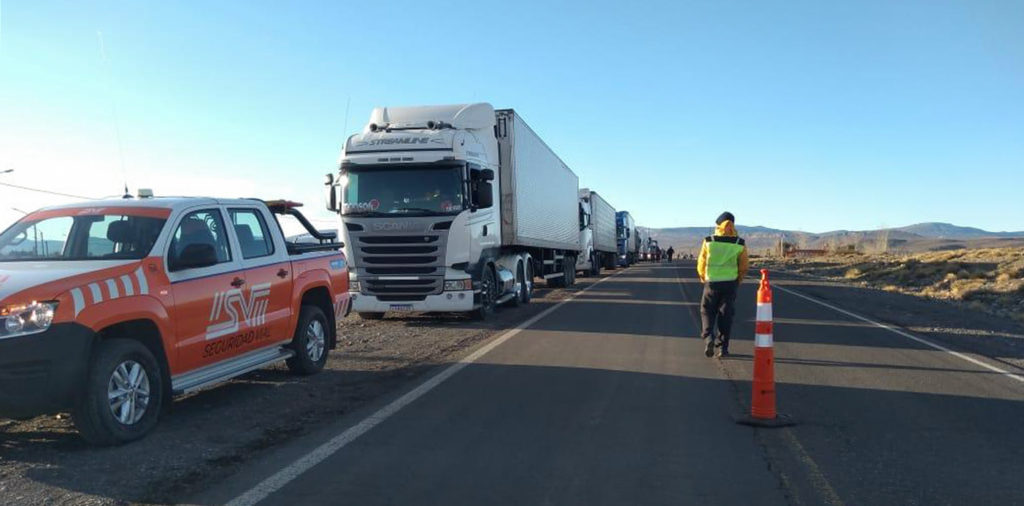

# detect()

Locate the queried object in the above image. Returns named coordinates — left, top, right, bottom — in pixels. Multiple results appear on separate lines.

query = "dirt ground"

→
left=0, top=275, right=588, bottom=505
left=753, top=259, right=1024, bottom=371
left=758, top=248, right=1024, bottom=323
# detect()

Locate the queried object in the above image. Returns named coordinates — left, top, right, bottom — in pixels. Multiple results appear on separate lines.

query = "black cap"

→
left=715, top=212, right=735, bottom=225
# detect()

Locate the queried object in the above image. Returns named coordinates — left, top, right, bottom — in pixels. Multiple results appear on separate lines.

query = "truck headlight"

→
left=349, top=281, right=361, bottom=293
left=443, top=279, right=472, bottom=291
left=0, top=301, right=57, bottom=339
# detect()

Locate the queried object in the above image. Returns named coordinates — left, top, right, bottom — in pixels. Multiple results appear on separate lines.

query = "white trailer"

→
left=576, top=188, right=618, bottom=275
left=326, top=103, right=581, bottom=320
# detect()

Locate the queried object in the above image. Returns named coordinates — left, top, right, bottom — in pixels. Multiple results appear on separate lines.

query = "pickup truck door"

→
left=165, top=207, right=251, bottom=374
left=226, top=206, right=294, bottom=346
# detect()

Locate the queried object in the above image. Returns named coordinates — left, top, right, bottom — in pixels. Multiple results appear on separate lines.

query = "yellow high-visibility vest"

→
left=705, top=236, right=745, bottom=282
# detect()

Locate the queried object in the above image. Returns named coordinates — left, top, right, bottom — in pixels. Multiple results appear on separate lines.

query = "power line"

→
left=0, top=181, right=96, bottom=200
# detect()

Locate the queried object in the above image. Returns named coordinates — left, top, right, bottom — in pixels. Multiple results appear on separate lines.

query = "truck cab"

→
left=616, top=211, right=636, bottom=266
left=327, top=103, right=580, bottom=320
left=0, top=196, right=350, bottom=444
left=576, top=192, right=596, bottom=275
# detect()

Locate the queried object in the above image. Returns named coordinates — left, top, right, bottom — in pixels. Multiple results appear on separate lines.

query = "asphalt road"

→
left=199, top=262, right=1024, bottom=506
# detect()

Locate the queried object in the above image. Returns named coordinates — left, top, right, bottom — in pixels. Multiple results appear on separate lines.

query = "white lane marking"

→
left=120, top=275, right=135, bottom=296
left=87, top=283, right=103, bottom=304
left=774, top=284, right=1024, bottom=384
left=105, top=279, right=120, bottom=299
left=70, top=288, right=85, bottom=317
left=225, top=269, right=627, bottom=506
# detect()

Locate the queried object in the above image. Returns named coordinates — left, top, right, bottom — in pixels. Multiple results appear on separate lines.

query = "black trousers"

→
left=701, top=280, right=739, bottom=349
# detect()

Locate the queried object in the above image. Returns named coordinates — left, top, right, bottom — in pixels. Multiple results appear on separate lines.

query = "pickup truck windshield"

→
left=342, top=165, right=465, bottom=216
left=0, top=214, right=166, bottom=261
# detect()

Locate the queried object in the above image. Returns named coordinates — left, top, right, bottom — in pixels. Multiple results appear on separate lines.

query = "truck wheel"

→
left=287, top=305, right=330, bottom=375
left=72, top=339, right=164, bottom=446
left=508, top=263, right=523, bottom=307
left=358, top=312, right=385, bottom=320
left=472, top=266, right=497, bottom=320
left=590, top=253, right=600, bottom=276
left=516, top=264, right=532, bottom=305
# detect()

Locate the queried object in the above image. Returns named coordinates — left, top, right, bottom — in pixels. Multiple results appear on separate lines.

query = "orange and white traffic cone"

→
left=737, top=269, right=794, bottom=427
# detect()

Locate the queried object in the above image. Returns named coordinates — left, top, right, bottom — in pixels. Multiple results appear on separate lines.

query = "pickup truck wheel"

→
left=472, top=267, right=496, bottom=320
left=287, top=306, right=330, bottom=375
left=358, top=312, right=385, bottom=320
left=72, top=339, right=164, bottom=446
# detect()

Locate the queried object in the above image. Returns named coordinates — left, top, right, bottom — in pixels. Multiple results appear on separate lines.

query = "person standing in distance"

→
left=696, top=212, right=749, bottom=358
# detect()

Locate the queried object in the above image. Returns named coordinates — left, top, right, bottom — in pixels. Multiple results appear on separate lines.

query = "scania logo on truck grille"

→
left=372, top=222, right=417, bottom=232
left=354, top=137, right=445, bottom=147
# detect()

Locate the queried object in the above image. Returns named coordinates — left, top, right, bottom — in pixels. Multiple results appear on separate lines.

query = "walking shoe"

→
left=716, top=348, right=730, bottom=358
left=704, top=340, right=715, bottom=358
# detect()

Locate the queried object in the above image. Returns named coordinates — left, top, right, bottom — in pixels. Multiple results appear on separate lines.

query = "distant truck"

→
left=643, top=238, right=661, bottom=262
left=636, top=227, right=651, bottom=261
left=0, top=196, right=349, bottom=444
left=326, top=103, right=580, bottom=320
left=616, top=211, right=637, bottom=266
left=575, top=189, right=617, bottom=276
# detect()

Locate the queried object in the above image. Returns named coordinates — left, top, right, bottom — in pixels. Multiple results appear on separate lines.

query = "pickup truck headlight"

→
left=443, top=279, right=472, bottom=291
left=0, top=301, right=57, bottom=339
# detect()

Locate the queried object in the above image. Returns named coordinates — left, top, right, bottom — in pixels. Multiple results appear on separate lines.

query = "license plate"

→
left=390, top=304, right=414, bottom=312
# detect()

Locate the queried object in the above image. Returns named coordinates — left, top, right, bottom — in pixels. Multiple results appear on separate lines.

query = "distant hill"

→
left=893, top=222, right=1024, bottom=239
left=647, top=222, right=1024, bottom=255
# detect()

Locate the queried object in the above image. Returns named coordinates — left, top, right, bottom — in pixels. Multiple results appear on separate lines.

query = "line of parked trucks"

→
left=0, top=102, right=657, bottom=444
left=325, top=103, right=653, bottom=320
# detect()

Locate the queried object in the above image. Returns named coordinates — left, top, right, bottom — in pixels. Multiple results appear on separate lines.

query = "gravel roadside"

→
left=0, top=272, right=602, bottom=505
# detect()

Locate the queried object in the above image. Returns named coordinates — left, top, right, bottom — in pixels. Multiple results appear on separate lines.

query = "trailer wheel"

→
left=522, top=261, right=534, bottom=303
left=565, top=257, right=576, bottom=287
left=472, top=266, right=497, bottom=320
left=508, top=262, right=523, bottom=307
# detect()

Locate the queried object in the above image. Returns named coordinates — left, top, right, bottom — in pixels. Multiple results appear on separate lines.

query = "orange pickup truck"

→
left=0, top=196, right=350, bottom=444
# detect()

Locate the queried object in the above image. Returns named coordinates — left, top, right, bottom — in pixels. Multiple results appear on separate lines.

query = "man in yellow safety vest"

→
left=696, top=212, right=749, bottom=358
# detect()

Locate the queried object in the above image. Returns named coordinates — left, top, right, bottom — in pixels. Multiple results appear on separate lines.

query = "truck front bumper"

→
left=0, top=323, right=94, bottom=419
left=350, top=291, right=475, bottom=313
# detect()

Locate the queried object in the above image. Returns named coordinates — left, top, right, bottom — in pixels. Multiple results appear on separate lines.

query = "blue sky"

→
left=1, top=0, right=1022, bottom=232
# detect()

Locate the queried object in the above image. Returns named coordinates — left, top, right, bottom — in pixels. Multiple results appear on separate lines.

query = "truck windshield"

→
left=342, top=165, right=465, bottom=216
left=0, top=214, right=166, bottom=262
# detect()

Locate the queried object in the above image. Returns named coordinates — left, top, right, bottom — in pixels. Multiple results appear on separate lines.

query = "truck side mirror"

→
left=475, top=182, right=493, bottom=209
left=324, top=173, right=339, bottom=212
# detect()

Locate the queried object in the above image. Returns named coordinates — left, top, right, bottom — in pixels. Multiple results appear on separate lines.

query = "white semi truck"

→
left=325, top=103, right=581, bottom=320
left=575, top=189, right=617, bottom=276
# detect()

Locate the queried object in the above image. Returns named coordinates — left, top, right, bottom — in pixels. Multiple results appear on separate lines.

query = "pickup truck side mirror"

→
left=171, top=243, right=219, bottom=272
left=324, top=173, right=339, bottom=212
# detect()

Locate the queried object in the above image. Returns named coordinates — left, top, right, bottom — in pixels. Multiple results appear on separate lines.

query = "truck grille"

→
left=346, top=220, right=450, bottom=298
